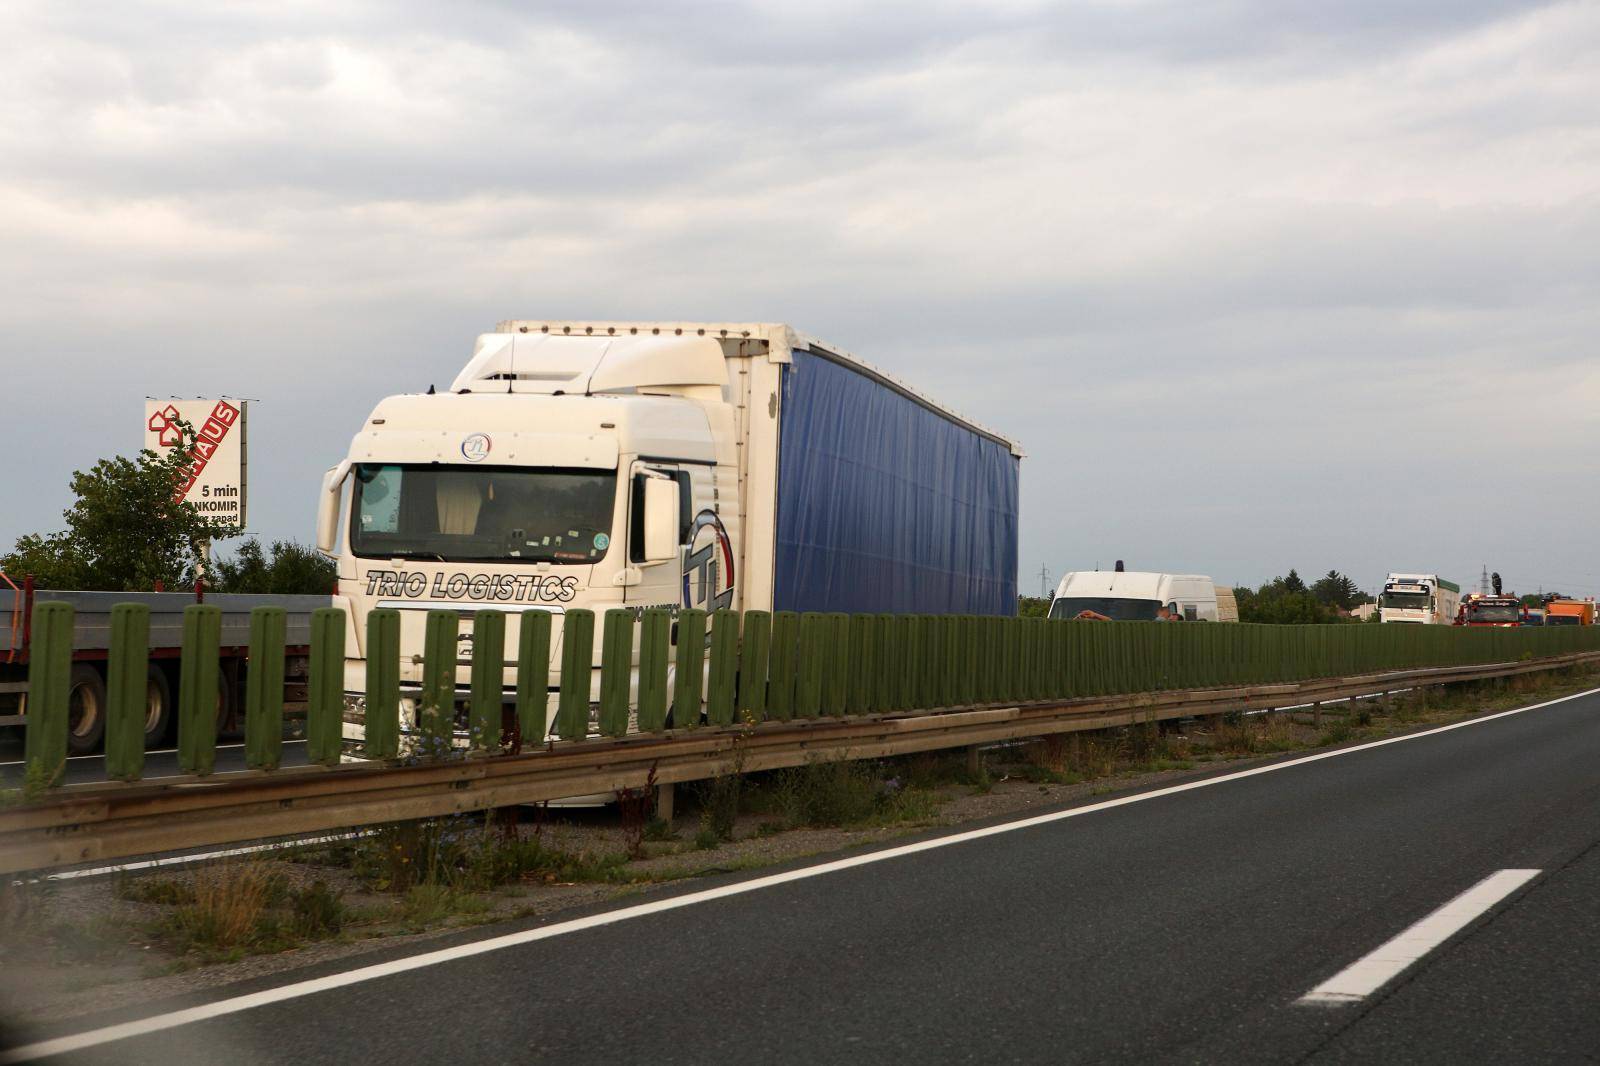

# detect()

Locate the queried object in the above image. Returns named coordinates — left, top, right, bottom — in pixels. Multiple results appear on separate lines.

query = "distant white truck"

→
left=1048, top=567, right=1235, bottom=622
left=1378, top=573, right=1460, bottom=624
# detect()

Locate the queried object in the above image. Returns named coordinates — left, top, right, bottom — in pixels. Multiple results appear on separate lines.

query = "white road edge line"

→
left=0, top=739, right=308, bottom=767
left=1297, top=868, right=1542, bottom=1005
left=11, top=833, right=371, bottom=885
left=5, top=685, right=1596, bottom=1063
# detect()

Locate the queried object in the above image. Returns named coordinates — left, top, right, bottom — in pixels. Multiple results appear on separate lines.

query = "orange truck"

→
left=1543, top=598, right=1596, bottom=626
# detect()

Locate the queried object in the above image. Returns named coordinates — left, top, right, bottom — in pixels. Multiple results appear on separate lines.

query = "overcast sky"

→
left=2, top=0, right=1597, bottom=598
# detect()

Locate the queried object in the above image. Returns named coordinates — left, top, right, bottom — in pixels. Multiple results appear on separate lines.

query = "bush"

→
left=770, top=760, right=940, bottom=828
left=290, top=880, right=345, bottom=939
left=166, top=861, right=277, bottom=951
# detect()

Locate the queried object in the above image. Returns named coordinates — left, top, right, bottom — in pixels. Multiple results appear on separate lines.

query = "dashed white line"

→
left=3, top=686, right=1594, bottom=1062
left=1298, top=868, right=1542, bottom=1005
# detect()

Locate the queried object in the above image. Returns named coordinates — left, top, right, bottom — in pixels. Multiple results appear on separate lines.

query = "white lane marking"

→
left=12, top=832, right=370, bottom=885
left=1298, top=868, right=1542, bottom=1005
left=0, top=739, right=307, bottom=767
left=5, top=686, right=1596, bottom=1063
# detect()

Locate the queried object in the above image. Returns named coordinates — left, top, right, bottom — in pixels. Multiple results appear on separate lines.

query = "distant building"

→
left=1350, top=603, right=1378, bottom=621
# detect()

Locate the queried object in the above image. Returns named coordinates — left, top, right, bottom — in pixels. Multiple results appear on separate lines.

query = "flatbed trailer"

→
left=0, top=581, right=329, bottom=754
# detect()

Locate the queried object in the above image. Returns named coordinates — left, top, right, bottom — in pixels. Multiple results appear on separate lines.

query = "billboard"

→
left=144, top=399, right=248, bottom=529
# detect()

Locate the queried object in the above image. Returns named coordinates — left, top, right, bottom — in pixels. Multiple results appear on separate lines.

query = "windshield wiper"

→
left=391, top=551, right=447, bottom=562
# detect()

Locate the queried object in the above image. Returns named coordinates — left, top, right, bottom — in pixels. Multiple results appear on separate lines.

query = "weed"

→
left=164, top=861, right=276, bottom=952
left=616, top=766, right=658, bottom=860
left=695, top=771, right=742, bottom=842
left=1318, top=723, right=1355, bottom=746
left=767, top=760, right=944, bottom=829
left=402, top=883, right=455, bottom=927
left=642, top=817, right=677, bottom=842
left=290, top=880, right=345, bottom=939
left=693, top=824, right=721, bottom=850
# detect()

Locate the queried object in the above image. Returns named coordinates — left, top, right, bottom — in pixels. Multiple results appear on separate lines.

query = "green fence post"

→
left=796, top=613, right=827, bottom=719
left=22, top=601, right=73, bottom=787
left=557, top=609, right=595, bottom=741
left=637, top=609, right=672, bottom=732
left=420, top=610, right=459, bottom=754
left=824, top=613, right=852, bottom=717
left=306, top=607, right=346, bottom=767
left=178, top=604, right=222, bottom=776
left=739, top=610, right=772, bottom=723
left=874, top=615, right=898, bottom=712
left=516, top=610, right=553, bottom=744
left=671, top=609, right=706, bottom=729
left=707, top=609, right=739, bottom=727
left=599, top=609, right=634, bottom=738
left=767, top=612, right=800, bottom=722
left=469, top=609, right=507, bottom=750
left=848, top=614, right=876, bottom=716
left=364, top=608, right=400, bottom=761
left=245, top=606, right=286, bottom=771
left=897, top=615, right=921, bottom=709
left=104, top=604, right=150, bottom=783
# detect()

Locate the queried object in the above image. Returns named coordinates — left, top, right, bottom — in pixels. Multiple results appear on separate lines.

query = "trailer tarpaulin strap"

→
left=773, top=349, right=1019, bottom=616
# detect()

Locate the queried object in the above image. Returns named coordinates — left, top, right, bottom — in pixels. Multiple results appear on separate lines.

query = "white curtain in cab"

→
left=434, top=473, right=484, bottom=535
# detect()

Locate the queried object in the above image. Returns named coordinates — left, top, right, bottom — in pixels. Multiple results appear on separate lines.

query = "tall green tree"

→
left=0, top=428, right=235, bottom=591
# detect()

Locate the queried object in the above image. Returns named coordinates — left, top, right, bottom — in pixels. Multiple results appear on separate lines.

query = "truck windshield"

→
left=1049, top=597, right=1162, bottom=621
left=1380, top=591, right=1431, bottom=611
left=1544, top=614, right=1578, bottom=626
left=350, top=464, right=616, bottom=564
left=1464, top=603, right=1520, bottom=623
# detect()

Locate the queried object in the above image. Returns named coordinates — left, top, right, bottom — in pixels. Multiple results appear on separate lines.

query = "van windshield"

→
left=1049, top=597, right=1162, bottom=621
left=350, top=464, right=616, bottom=564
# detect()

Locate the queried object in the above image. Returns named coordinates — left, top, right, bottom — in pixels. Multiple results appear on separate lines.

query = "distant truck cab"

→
left=1543, top=598, right=1595, bottom=626
left=1456, top=594, right=1524, bottom=627
left=1378, top=573, right=1460, bottom=624
left=1048, top=568, right=1234, bottom=622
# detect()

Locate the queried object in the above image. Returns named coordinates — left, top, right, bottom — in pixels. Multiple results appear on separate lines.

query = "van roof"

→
left=1054, top=571, right=1214, bottom=600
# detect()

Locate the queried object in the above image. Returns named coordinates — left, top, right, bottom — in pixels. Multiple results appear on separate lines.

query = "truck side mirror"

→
left=317, top=461, right=350, bottom=556
left=641, top=474, right=680, bottom=565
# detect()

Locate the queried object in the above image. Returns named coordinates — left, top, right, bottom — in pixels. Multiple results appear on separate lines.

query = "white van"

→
left=1048, top=568, right=1233, bottom=622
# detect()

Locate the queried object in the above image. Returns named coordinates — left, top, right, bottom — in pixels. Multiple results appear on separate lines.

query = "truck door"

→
left=624, top=462, right=692, bottom=608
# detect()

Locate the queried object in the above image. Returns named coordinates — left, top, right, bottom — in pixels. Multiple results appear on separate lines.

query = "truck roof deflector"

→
left=450, top=333, right=728, bottom=396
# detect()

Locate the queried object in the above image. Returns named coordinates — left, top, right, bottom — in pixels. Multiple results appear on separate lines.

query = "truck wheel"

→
left=66, top=664, right=108, bottom=756
left=144, top=666, right=173, bottom=747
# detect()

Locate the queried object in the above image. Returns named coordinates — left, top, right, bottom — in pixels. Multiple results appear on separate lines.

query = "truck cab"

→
left=1378, top=573, right=1460, bottom=624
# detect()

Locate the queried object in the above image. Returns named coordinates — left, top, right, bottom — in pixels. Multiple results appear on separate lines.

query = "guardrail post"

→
left=178, top=604, right=222, bottom=776
left=707, top=609, right=738, bottom=727
left=105, top=604, right=150, bottom=782
left=306, top=607, right=346, bottom=767
left=364, top=608, right=400, bottom=761
left=738, top=610, right=772, bottom=724
left=515, top=609, right=553, bottom=745
left=556, top=609, right=595, bottom=741
left=767, top=611, right=799, bottom=722
left=245, top=606, right=286, bottom=771
left=470, top=609, right=507, bottom=751
left=671, top=608, right=706, bottom=729
left=420, top=610, right=459, bottom=754
left=637, top=609, right=671, bottom=732
left=23, top=601, right=73, bottom=787
left=599, top=609, right=634, bottom=738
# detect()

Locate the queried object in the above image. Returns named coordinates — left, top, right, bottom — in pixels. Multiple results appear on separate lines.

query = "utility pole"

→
left=1037, top=564, right=1051, bottom=599
left=1480, top=565, right=1490, bottom=597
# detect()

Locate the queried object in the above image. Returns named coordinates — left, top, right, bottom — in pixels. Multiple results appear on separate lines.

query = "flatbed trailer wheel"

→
left=66, top=663, right=107, bottom=756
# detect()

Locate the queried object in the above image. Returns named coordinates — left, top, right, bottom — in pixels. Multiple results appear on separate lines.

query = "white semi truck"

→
left=1378, top=573, right=1460, bottom=624
left=317, top=321, right=1022, bottom=748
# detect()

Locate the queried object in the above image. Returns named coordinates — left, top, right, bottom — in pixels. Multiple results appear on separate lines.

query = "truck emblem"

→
left=461, top=433, right=491, bottom=462
left=682, top=510, right=734, bottom=612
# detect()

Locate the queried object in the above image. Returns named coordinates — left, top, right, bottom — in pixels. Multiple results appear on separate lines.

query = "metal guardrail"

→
left=2, top=651, right=1596, bottom=874
left=6, top=598, right=1600, bottom=874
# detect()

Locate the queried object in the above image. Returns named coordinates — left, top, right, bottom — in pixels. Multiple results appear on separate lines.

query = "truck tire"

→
left=143, top=665, right=173, bottom=748
left=66, top=663, right=107, bottom=756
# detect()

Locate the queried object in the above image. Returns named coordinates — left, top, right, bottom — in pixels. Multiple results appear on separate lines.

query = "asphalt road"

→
left=8, top=687, right=1600, bottom=1064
